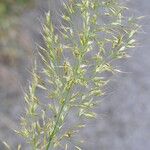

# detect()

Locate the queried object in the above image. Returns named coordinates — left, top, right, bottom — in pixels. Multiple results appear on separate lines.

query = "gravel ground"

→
left=0, top=0, right=150, bottom=149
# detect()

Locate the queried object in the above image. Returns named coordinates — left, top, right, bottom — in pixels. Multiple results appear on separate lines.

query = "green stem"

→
left=46, top=102, right=66, bottom=150
left=46, top=81, right=74, bottom=150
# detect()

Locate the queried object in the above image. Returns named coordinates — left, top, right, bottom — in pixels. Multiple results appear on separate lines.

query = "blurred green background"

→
left=0, top=0, right=33, bottom=65
left=0, top=0, right=32, bottom=23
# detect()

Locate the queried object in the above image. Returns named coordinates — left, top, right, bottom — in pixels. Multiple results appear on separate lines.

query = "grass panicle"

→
left=14, top=0, right=140, bottom=149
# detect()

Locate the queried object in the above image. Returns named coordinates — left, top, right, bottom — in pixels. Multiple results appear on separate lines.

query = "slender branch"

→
left=46, top=81, right=74, bottom=150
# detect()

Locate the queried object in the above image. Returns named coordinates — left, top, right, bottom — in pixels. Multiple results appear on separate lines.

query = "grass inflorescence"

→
left=14, top=0, right=139, bottom=149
